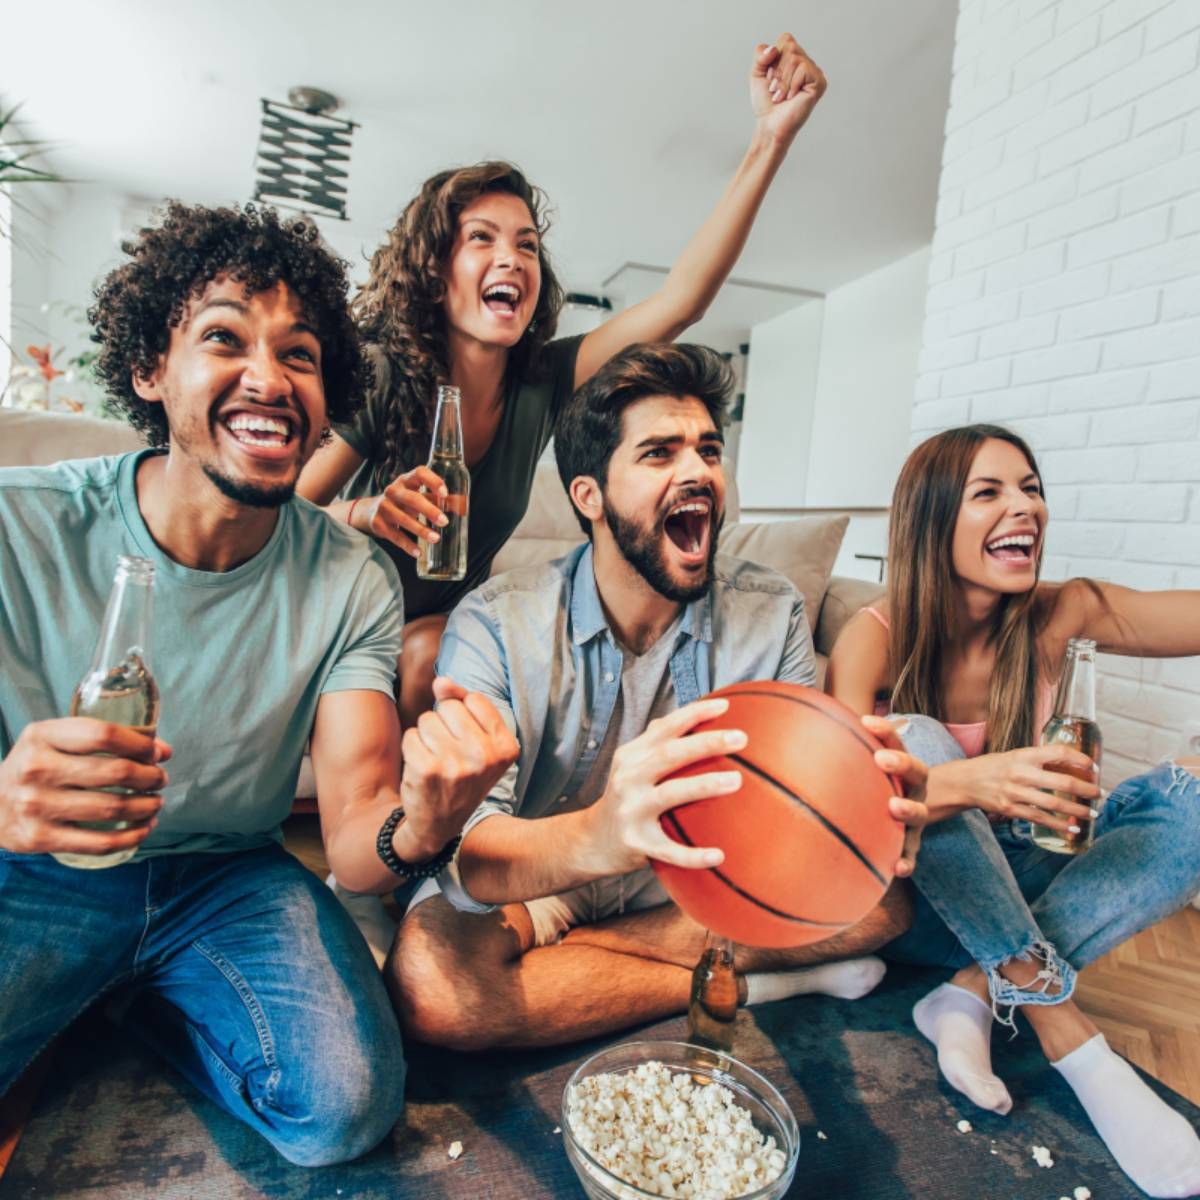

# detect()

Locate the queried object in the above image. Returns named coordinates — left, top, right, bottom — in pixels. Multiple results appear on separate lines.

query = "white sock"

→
left=1053, top=1033, right=1200, bottom=1199
left=325, top=872, right=395, bottom=970
left=744, top=956, right=886, bottom=1004
left=913, top=982, right=1013, bottom=1115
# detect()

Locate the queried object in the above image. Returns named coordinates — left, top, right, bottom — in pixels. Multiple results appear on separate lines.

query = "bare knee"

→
left=387, top=897, right=525, bottom=1051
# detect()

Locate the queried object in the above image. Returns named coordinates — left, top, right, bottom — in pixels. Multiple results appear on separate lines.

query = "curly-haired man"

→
left=0, top=202, right=516, bottom=1165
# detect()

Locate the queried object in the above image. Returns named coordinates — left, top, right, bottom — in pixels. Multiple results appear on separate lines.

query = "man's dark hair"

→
left=554, top=342, right=732, bottom=536
left=89, top=200, right=367, bottom=446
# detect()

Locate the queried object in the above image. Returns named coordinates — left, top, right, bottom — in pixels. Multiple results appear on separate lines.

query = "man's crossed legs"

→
left=389, top=869, right=913, bottom=1051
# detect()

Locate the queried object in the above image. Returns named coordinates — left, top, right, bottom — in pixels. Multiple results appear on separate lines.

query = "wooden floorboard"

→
left=1076, top=906, right=1200, bottom=1104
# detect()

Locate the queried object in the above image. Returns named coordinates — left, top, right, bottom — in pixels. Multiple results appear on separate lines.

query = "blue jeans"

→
left=0, top=845, right=406, bottom=1166
left=884, top=716, right=1200, bottom=1012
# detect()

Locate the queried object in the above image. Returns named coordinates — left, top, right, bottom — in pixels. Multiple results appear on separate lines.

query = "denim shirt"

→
left=435, top=542, right=817, bottom=911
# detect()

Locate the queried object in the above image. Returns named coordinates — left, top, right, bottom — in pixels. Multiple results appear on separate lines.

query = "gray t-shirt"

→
left=338, top=336, right=583, bottom=619
left=569, top=615, right=685, bottom=814
left=0, top=451, right=403, bottom=859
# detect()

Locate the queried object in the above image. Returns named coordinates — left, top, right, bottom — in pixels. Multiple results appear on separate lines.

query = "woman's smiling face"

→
left=952, top=437, right=1047, bottom=595
left=441, top=191, right=542, bottom=352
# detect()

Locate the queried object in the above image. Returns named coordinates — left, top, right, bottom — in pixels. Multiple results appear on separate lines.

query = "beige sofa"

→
left=0, top=408, right=883, bottom=685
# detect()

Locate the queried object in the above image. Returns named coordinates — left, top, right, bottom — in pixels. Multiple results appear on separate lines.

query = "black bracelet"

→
left=375, top=806, right=461, bottom=881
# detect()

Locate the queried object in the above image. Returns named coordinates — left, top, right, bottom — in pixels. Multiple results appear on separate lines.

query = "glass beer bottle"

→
left=687, top=931, right=739, bottom=1054
left=415, top=385, right=470, bottom=582
left=1032, top=637, right=1102, bottom=855
left=53, top=555, right=161, bottom=870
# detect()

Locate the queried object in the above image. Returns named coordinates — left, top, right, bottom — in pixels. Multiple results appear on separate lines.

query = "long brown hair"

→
left=352, top=162, right=565, bottom=479
left=887, top=424, right=1050, bottom=753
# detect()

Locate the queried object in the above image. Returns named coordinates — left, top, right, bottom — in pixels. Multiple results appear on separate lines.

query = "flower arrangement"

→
left=1, top=303, right=110, bottom=418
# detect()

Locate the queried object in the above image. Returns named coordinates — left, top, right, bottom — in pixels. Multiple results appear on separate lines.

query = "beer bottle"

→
left=687, top=931, right=739, bottom=1053
left=1033, top=637, right=1102, bottom=855
left=53, top=555, right=161, bottom=869
left=415, top=385, right=470, bottom=582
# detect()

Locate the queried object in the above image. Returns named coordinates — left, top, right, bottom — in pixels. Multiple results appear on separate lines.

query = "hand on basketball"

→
left=0, top=718, right=170, bottom=857
left=861, top=715, right=931, bottom=878
left=585, top=698, right=741, bottom=876
left=397, top=677, right=520, bottom=859
left=355, top=466, right=449, bottom=559
left=925, top=744, right=1101, bottom=832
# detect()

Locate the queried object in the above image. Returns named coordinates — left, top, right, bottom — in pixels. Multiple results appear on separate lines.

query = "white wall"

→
left=807, top=247, right=932, bottom=508
left=737, top=246, right=931, bottom=578
left=737, top=299, right=823, bottom=510
left=914, top=0, right=1200, bottom=784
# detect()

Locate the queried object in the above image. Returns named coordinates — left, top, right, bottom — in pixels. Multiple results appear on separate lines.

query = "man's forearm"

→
left=457, top=809, right=613, bottom=906
left=323, top=789, right=448, bottom=894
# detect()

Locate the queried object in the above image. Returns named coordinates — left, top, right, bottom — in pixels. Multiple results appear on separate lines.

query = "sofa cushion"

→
left=0, top=410, right=144, bottom=468
left=718, top=514, right=849, bottom=634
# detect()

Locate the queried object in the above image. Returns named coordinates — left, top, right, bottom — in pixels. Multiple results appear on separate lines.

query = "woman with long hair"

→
left=299, top=33, right=826, bottom=729
left=827, top=424, right=1200, bottom=1199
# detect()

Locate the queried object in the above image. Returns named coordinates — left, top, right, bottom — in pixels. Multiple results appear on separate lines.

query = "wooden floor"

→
left=1075, top=903, right=1200, bottom=1105
left=284, top=814, right=1200, bottom=1105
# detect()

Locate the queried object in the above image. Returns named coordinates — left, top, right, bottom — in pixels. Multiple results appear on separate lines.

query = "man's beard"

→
left=202, top=463, right=296, bottom=509
left=603, top=490, right=722, bottom=603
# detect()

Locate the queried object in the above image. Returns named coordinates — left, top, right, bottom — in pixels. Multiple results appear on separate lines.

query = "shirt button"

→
left=604, top=671, right=615, bottom=683
left=587, top=739, right=598, bottom=750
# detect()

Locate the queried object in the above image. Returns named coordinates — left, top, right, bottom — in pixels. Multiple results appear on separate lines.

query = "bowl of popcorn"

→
left=562, top=1040, right=799, bottom=1200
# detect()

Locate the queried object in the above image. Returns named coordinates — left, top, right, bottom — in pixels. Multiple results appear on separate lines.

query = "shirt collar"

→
left=569, top=542, right=714, bottom=646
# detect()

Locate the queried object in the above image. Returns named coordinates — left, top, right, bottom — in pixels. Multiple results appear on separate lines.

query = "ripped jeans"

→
left=883, top=716, right=1200, bottom=1015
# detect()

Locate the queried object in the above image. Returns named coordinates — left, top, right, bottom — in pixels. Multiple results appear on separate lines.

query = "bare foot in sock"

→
left=913, top=982, right=1013, bottom=1115
left=1053, top=1034, right=1200, bottom=1199
left=744, top=956, right=886, bottom=1005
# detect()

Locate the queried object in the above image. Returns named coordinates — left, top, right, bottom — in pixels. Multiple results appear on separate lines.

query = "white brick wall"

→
left=914, top=0, right=1200, bottom=787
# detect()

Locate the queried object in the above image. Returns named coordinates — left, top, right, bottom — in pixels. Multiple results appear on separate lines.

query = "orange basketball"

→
left=652, top=681, right=905, bottom=949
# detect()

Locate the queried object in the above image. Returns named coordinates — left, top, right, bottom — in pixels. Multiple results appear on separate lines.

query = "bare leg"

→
left=389, top=887, right=912, bottom=1051
left=398, top=613, right=448, bottom=731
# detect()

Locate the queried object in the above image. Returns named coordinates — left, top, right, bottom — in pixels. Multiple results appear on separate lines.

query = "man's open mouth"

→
left=986, top=533, right=1036, bottom=562
left=218, top=409, right=302, bottom=459
left=663, top=497, right=712, bottom=561
left=482, top=282, right=522, bottom=316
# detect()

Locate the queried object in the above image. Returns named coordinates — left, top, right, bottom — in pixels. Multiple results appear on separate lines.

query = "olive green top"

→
left=338, top=336, right=583, bottom=619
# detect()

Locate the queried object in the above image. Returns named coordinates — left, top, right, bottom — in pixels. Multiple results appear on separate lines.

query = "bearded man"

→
left=388, top=342, right=927, bottom=1050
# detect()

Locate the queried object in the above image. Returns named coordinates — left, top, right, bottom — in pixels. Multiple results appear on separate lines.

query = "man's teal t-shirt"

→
left=0, top=450, right=404, bottom=859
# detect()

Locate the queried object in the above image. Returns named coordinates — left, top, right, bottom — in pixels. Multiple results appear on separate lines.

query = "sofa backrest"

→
left=0, top=409, right=144, bottom=467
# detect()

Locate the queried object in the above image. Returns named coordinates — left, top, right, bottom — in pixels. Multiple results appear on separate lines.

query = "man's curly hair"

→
left=90, top=201, right=367, bottom=447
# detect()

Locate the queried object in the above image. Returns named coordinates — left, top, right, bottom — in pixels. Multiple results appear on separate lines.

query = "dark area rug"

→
left=3, top=965, right=1196, bottom=1199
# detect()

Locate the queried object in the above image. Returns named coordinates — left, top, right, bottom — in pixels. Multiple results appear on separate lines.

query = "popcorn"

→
left=447, top=1141, right=463, bottom=1161
left=1074, top=1189, right=1092, bottom=1200
left=1032, top=1144, right=1055, bottom=1168
left=567, top=1061, right=787, bottom=1199
left=956, top=1120, right=972, bottom=1134
left=816, top=1131, right=828, bottom=1141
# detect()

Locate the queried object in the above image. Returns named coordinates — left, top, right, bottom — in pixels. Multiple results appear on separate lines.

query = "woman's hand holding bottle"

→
left=351, top=466, right=448, bottom=559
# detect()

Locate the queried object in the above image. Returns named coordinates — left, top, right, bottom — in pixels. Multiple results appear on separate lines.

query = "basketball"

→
left=652, top=681, right=905, bottom=949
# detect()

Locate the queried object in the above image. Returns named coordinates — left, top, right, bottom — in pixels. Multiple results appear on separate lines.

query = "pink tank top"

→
left=861, top=606, right=1054, bottom=758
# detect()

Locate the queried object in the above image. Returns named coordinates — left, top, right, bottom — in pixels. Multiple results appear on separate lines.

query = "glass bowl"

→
left=561, top=1039, right=800, bottom=1200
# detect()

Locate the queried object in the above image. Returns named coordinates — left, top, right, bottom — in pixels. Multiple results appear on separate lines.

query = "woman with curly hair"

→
left=827, top=424, right=1200, bottom=1198
left=298, top=33, right=826, bottom=728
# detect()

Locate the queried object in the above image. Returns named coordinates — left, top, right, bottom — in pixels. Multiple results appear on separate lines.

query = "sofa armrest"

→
left=814, top=575, right=885, bottom=659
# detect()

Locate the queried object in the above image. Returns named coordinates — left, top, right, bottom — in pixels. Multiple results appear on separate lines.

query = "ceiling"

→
left=2, top=0, right=956, bottom=300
